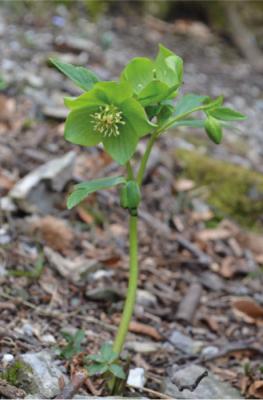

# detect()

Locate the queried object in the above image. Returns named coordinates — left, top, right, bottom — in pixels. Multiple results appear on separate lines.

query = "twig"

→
left=55, top=371, right=87, bottom=399
left=128, top=384, right=171, bottom=399
left=202, top=341, right=263, bottom=362
left=176, top=282, right=202, bottom=324
left=175, top=370, right=208, bottom=392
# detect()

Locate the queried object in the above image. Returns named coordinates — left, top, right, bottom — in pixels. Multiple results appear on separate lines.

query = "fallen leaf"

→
left=128, top=321, right=162, bottom=341
left=232, top=297, right=263, bottom=321
left=77, top=206, right=94, bottom=224
left=236, top=232, right=263, bottom=256
left=248, top=381, right=263, bottom=399
left=30, top=216, right=74, bottom=253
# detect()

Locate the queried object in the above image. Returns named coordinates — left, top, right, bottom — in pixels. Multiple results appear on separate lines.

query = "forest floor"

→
left=0, top=5, right=263, bottom=399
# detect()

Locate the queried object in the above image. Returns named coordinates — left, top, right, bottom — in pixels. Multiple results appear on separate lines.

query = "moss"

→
left=1, top=360, right=33, bottom=387
left=175, top=149, right=263, bottom=230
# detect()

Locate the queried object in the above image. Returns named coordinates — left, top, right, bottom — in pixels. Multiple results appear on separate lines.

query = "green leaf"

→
left=50, top=58, right=99, bottom=91
left=101, top=343, right=118, bottom=363
left=87, top=363, right=108, bottom=376
left=155, top=44, right=183, bottom=88
left=209, top=107, right=246, bottom=121
left=109, top=364, right=126, bottom=380
left=204, top=96, right=224, bottom=110
left=174, top=94, right=208, bottom=117
left=120, top=57, right=154, bottom=95
left=205, top=116, right=223, bottom=144
left=86, top=354, right=105, bottom=363
left=64, top=106, right=102, bottom=146
left=67, top=176, right=126, bottom=209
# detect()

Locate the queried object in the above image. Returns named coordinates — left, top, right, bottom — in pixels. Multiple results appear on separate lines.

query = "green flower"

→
left=64, top=81, right=155, bottom=165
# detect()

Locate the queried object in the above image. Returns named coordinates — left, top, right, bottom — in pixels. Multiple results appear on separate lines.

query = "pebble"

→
left=127, top=367, right=146, bottom=389
left=2, top=353, right=14, bottom=367
left=169, top=330, right=203, bottom=355
left=137, top=289, right=157, bottom=308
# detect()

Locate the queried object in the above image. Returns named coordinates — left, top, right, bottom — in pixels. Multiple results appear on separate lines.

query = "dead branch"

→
left=176, top=282, right=202, bottom=324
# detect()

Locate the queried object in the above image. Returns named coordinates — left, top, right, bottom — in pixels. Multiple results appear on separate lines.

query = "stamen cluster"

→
left=91, top=105, right=125, bottom=137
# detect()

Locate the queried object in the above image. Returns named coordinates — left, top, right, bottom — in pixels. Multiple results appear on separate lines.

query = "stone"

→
left=127, top=368, right=146, bottom=389
left=169, top=331, right=203, bottom=355
left=2, top=354, right=14, bottom=368
left=9, top=151, right=76, bottom=213
left=163, top=365, right=242, bottom=399
left=15, top=351, right=66, bottom=398
left=125, top=341, right=161, bottom=354
left=137, top=289, right=157, bottom=308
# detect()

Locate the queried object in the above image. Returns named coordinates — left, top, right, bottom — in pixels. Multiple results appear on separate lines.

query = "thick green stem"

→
left=113, top=215, right=138, bottom=356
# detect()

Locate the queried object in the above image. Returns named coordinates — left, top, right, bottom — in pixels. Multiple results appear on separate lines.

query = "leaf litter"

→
left=0, top=4, right=262, bottom=399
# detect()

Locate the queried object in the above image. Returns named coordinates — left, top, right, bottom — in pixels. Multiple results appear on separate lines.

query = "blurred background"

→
left=0, top=1, right=263, bottom=398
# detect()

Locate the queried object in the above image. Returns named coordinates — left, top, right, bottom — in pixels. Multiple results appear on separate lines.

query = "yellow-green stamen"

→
left=91, top=104, right=125, bottom=137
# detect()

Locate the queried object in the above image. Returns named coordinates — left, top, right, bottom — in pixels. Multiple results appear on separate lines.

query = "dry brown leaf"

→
left=232, top=297, right=263, bottom=321
left=77, top=206, right=94, bottom=224
left=196, top=228, right=231, bottom=242
left=30, top=216, right=74, bottom=253
left=248, top=381, right=263, bottom=399
left=236, top=232, right=263, bottom=256
left=219, top=256, right=236, bottom=278
left=128, top=321, right=161, bottom=341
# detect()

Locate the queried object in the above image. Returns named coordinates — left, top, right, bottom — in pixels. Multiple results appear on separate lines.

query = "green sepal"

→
left=205, top=115, right=223, bottom=144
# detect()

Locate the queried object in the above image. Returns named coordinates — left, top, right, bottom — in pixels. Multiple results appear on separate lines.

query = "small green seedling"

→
left=59, top=329, right=85, bottom=360
left=51, top=44, right=245, bottom=388
left=86, top=343, right=125, bottom=379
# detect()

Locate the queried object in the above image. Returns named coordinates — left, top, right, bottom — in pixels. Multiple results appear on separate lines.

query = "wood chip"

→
left=232, top=297, right=263, bottom=321
left=128, top=321, right=162, bottom=341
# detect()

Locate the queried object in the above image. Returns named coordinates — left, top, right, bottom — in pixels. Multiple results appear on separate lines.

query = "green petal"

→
left=121, top=98, right=156, bottom=138
left=120, top=57, right=155, bottom=95
left=64, top=106, right=102, bottom=146
left=103, top=121, right=139, bottom=165
left=95, top=81, right=133, bottom=105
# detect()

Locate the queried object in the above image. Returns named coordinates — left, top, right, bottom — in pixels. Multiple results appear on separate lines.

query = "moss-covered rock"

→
left=176, top=149, right=263, bottom=230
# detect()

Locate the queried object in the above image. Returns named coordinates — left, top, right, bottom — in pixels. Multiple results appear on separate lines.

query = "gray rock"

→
left=13, top=351, right=66, bottom=398
left=125, top=340, right=161, bottom=353
left=164, top=365, right=241, bottom=399
left=127, top=367, right=146, bottom=389
left=169, top=331, right=203, bottom=355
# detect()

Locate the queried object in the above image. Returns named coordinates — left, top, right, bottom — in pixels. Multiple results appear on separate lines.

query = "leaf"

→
left=87, top=354, right=104, bottom=363
left=120, top=57, right=154, bottom=95
left=67, top=176, right=126, bottom=209
left=204, top=115, right=223, bottom=144
left=100, top=343, right=118, bottom=363
left=155, top=44, right=183, bottom=88
left=209, top=107, right=246, bottom=121
left=203, top=95, right=224, bottom=110
left=50, top=58, right=99, bottom=91
left=232, top=298, right=263, bottom=320
left=87, top=363, right=108, bottom=376
left=174, top=94, right=208, bottom=117
left=138, top=80, right=172, bottom=106
left=109, top=364, right=126, bottom=380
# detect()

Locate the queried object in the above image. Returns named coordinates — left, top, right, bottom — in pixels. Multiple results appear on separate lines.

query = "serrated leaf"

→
left=50, top=58, right=99, bottom=91
left=205, top=116, right=223, bottom=144
left=109, top=364, right=126, bottom=379
left=87, top=363, right=108, bottom=376
left=67, top=176, right=126, bottom=209
left=209, top=107, right=246, bottom=121
left=87, top=353, right=105, bottom=363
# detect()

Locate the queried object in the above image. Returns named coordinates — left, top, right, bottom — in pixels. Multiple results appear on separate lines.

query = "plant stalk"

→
left=113, top=214, right=138, bottom=356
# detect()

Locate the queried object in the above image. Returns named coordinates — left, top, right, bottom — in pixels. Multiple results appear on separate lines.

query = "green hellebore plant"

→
left=51, top=44, right=246, bottom=389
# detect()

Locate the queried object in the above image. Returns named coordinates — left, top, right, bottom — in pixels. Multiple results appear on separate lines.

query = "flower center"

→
left=91, top=104, right=125, bottom=137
